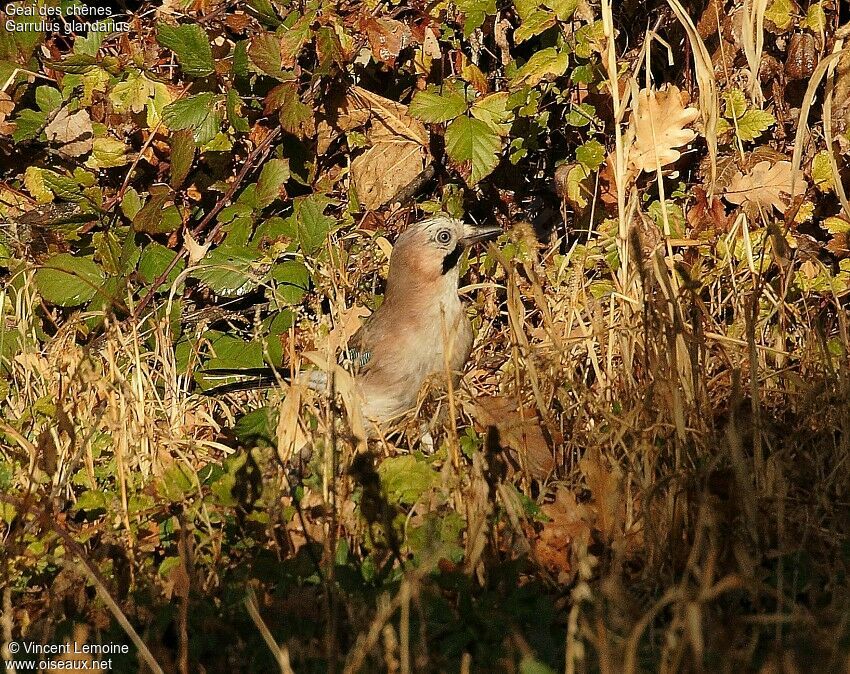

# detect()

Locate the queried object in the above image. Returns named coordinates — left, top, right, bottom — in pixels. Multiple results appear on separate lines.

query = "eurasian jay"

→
left=205, top=214, right=501, bottom=430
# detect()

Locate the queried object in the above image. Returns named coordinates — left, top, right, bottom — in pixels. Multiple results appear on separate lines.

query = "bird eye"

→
left=436, top=229, right=452, bottom=245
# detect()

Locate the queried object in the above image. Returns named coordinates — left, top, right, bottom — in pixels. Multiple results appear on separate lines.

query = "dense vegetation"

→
left=1, top=0, right=850, bottom=671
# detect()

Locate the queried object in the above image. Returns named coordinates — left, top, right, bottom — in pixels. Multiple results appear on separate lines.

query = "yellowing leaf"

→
left=725, top=161, right=806, bottom=213
left=812, top=150, right=834, bottom=192
left=24, top=166, right=51, bottom=203
left=765, top=0, right=793, bottom=29
left=85, top=137, right=130, bottom=169
left=626, top=85, right=699, bottom=174
left=511, top=47, right=569, bottom=87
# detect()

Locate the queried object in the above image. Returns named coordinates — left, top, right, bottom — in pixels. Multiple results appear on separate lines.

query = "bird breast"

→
left=356, top=294, right=473, bottom=424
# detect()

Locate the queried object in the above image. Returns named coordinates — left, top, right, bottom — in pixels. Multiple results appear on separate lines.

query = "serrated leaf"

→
left=74, top=490, right=108, bottom=512
left=265, top=82, right=314, bottom=138
left=454, top=0, right=496, bottom=35
left=109, top=70, right=172, bottom=127
left=409, top=88, right=468, bottom=123
left=156, top=22, right=214, bottom=77
left=545, top=0, right=579, bottom=20
left=162, top=92, right=220, bottom=145
left=287, top=195, right=336, bottom=253
left=255, top=158, right=290, bottom=208
left=248, top=32, right=285, bottom=78
left=134, top=186, right=178, bottom=234
left=194, top=245, right=266, bottom=297
left=514, top=9, right=556, bottom=43
left=23, top=166, right=51, bottom=202
left=470, top=92, right=512, bottom=136
left=34, top=253, right=106, bottom=306
left=736, top=109, right=775, bottom=141
left=445, top=115, right=501, bottom=185
left=723, top=88, right=747, bottom=119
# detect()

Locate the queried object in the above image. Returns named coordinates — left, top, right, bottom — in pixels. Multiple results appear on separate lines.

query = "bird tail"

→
left=199, top=367, right=328, bottom=395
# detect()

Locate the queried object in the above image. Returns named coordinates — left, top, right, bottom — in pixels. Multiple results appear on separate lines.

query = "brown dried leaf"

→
left=349, top=86, right=428, bottom=145
left=725, top=160, right=806, bottom=213
left=627, top=85, right=699, bottom=174
left=533, top=488, right=592, bottom=583
left=474, top=396, right=553, bottom=480
left=363, top=17, right=412, bottom=67
left=44, top=107, right=93, bottom=158
left=351, top=141, right=428, bottom=210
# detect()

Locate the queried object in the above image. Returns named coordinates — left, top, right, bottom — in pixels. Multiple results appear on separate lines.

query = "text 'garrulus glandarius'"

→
left=205, top=214, right=501, bottom=432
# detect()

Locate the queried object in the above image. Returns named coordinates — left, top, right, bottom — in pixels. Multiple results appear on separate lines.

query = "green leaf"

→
left=34, top=253, right=106, bottom=307
left=723, top=89, right=747, bottom=119
left=121, top=188, right=143, bottom=220
left=283, top=195, right=336, bottom=254
left=544, top=0, right=579, bottom=20
left=133, top=187, right=174, bottom=234
left=454, top=0, right=495, bottom=34
left=170, top=128, right=196, bottom=188
left=445, top=115, right=502, bottom=186
left=162, top=92, right=220, bottom=145
left=736, top=108, right=775, bottom=141
left=519, top=656, right=557, bottom=674
left=74, top=489, right=108, bottom=513
left=576, top=138, right=605, bottom=171
left=255, top=158, right=291, bottom=208
left=35, top=86, right=62, bottom=113
left=12, top=109, right=47, bottom=142
left=270, top=259, right=310, bottom=305
left=511, top=47, right=569, bottom=87
left=409, top=88, right=468, bottom=123
left=803, top=3, right=826, bottom=31
left=156, top=22, right=214, bottom=77
left=138, top=242, right=186, bottom=288
left=232, top=407, right=278, bottom=447
left=566, top=102, right=595, bottom=127
left=378, top=455, right=438, bottom=506
left=193, top=244, right=265, bottom=297
left=514, top=9, right=555, bottom=44
left=226, top=88, right=250, bottom=132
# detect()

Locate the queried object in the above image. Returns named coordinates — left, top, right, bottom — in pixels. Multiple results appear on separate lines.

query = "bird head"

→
left=388, top=215, right=501, bottom=289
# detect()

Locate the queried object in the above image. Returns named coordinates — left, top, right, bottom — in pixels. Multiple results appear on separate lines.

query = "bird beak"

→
left=460, top=223, right=502, bottom=246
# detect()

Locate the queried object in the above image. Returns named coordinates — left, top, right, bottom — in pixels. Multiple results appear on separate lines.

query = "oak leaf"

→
left=626, top=85, right=699, bottom=174
left=725, top=160, right=806, bottom=213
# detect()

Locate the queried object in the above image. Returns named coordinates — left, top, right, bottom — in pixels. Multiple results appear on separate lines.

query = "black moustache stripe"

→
left=441, top=243, right=463, bottom=274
